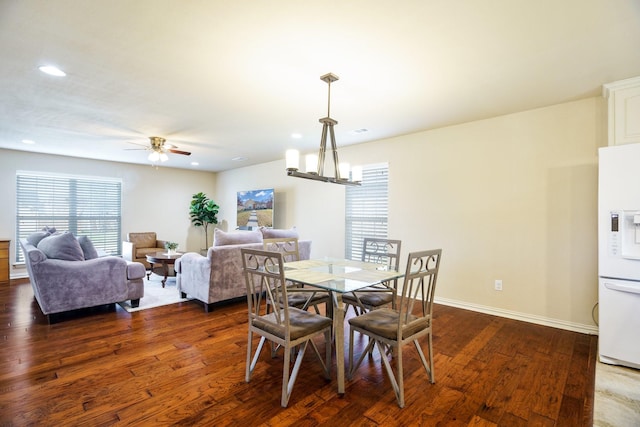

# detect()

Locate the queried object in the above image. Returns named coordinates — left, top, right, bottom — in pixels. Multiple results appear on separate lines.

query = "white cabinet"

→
left=603, top=76, right=640, bottom=146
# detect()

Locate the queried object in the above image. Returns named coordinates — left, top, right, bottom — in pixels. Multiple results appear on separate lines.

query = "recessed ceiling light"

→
left=21, top=139, right=35, bottom=144
left=291, top=133, right=302, bottom=139
left=232, top=156, right=247, bottom=162
left=351, top=128, right=368, bottom=134
left=38, top=65, right=66, bottom=77
left=190, top=162, right=199, bottom=166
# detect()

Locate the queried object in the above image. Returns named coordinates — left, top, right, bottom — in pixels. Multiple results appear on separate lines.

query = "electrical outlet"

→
left=495, top=280, right=503, bottom=291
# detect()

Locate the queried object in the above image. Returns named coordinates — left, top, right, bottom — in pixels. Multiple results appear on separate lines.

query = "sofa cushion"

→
left=37, top=232, right=85, bottom=261
left=260, top=226, right=299, bottom=239
left=27, top=231, right=51, bottom=246
left=77, top=235, right=99, bottom=260
left=213, top=229, right=263, bottom=246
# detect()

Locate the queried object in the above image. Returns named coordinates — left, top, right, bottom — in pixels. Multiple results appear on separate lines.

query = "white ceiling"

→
left=1, top=0, right=639, bottom=172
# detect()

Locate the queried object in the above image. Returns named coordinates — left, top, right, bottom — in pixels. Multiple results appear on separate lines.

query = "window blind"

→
left=15, top=171, right=122, bottom=262
left=345, top=163, right=389, bottom=260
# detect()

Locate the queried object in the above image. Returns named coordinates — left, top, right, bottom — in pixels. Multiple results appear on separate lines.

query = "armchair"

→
left=122, top=232, right=168, bottom=269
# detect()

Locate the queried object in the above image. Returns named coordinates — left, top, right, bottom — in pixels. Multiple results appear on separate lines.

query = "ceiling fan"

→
left=127, top=136, right=191, bottom=163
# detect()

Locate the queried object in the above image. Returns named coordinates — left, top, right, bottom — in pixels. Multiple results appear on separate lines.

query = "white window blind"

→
left=16, top=171, right=122, bottom=262
left=345, top=163, right=389, bottom=260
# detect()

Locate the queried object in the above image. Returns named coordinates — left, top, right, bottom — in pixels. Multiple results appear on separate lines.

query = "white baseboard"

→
left=435, top=296, right=599, bottom=336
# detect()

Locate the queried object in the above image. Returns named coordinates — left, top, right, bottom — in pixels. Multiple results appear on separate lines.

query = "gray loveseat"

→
left=20, top=232, right=146, bottom=323
left=175, top=228, right=311, bottom=312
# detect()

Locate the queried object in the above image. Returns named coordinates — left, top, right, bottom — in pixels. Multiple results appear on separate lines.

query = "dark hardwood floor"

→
left=1, top=279, right=597, bottom=426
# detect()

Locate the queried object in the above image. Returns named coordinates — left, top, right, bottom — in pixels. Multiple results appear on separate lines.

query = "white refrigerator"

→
left=598, top=143, right=640, bottom=369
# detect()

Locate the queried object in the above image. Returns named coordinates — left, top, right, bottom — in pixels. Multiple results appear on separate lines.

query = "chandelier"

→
left=285, top=73, right=362, bottom=186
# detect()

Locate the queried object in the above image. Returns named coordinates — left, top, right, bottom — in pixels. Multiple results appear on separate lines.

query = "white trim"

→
left=435, top=296, right=599, bottom=336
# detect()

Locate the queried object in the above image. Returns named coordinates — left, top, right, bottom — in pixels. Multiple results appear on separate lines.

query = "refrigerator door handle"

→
left=604, top=281, right=640, bottom=295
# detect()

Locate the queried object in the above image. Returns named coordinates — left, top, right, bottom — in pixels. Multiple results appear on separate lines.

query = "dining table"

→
left=284, top=257, right=404, bottom=395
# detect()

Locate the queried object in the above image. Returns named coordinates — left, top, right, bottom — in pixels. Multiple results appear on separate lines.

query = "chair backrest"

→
left=127, top=232, right=157, bottom=248
left=241, top=248, right=291, bottom=335
left=362, top=238, right=402, bottom=271
left=263, top=237, right=300, bottom=262
left=397, top=249, right=442, bottom=332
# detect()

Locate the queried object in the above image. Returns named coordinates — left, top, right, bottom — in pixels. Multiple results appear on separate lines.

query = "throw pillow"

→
left=260, top=226, right=299, bottom=239
left=213, top=228, right=263, bottom=246
left=77, top=235, right=99, bottom=260
left=26, top=231, right=51, bottom=246
left=37, top=231, right=85, bottom=261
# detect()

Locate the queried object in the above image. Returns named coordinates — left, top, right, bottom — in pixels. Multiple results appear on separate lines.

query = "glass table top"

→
left=284, top=257, right=403, bottom=293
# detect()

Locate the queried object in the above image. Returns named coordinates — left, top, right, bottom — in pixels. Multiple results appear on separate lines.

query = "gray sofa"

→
left=175, top=228, right=311, bottom=312
left=20, top=233, right=146, bottom=323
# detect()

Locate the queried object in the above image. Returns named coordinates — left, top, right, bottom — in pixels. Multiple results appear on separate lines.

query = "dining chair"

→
left=241, top=248, right=332, bottom=407
left=263, top=237, right=332, bottom=318
left=348, top=248, right=442, bottom=408
left=343, top=238, right=402, bottom=315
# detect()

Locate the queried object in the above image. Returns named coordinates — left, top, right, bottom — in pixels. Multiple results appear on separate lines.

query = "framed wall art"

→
left=237, top=188, right=274, bottom=230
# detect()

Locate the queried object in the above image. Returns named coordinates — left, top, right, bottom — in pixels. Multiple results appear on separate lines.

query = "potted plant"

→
left=164, top=241, right=178, bottom=255
left=189, top=192, right=219, bottom=251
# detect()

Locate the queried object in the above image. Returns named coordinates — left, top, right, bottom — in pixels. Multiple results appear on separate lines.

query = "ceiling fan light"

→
left=148, top=151, right=160, bottom=162
left=159, top=153, right=169, bottom=162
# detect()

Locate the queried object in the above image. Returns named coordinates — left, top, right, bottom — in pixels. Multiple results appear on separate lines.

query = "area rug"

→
left=118, top=277, right=191, bottom=312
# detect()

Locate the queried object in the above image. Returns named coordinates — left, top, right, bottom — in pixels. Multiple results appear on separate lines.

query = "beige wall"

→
left=0, top=96, right=604, bottom=332
left=0, top=150, right=216, bottom=275
left=216, top=97, right=605, bottom=332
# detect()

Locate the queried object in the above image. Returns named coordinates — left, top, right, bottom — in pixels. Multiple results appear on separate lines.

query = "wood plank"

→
left=0, top=279, right=597, bottom=426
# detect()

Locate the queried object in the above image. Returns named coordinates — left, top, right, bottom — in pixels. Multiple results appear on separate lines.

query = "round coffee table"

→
left=146, top=252, right=182, bottom=287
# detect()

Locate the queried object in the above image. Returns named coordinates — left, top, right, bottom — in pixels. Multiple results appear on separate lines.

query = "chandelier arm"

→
left=328, top=123, right=341, bottom=180
left=318, top=121, right=328, bottom=176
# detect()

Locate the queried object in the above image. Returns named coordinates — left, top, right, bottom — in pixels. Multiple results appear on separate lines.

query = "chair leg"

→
left=414, top=334, right=435, bottom=383
left=396, top=344, right=404, bottom=408
left=281, top=341, right=309, bottom=407
left=348, top=327, right=355, bottom=380
left=247, top=335, right=266, bottom=382
left=349, top=331, right=375, bottom=380
left=282, top=341, right=291, bottom=407
left=245, top=330, right=253, bottom=383
left=307, top=335, right=330, bottom=380
left=324, top=329, right=332, bottom=380
left=377, top=341, right=404, bottom=408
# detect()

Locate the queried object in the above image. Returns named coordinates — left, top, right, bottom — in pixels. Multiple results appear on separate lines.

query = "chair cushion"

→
left=260, top=227, right=298, bottom=239
left=77, top=235, right=99, bottom=260
left=37, top=231, right=85, bottom=261
left=137, top=247, right=164, bottom=259
left=342, top=289, right=394, bottom=308
left=253, top=307, right=332, bottom=340
left=213, top=228, right=263, bottom=246
left=128, top=232, right=156, bottom=248
left=349, top=308, right=430, bottom=340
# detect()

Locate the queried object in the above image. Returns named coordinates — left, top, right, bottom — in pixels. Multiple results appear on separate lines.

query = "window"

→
left=16, top=171, right=122, bottom=262
left=345, top=163, right=389, bottom=260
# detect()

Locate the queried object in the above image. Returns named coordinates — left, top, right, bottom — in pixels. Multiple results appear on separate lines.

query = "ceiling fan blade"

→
left=126, top=140, right=148, bottom=148
left=169, top=149, right=191, bottom=156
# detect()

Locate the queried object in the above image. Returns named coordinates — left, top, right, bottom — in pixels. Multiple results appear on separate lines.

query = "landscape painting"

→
left=237, top=188, right=274, bottom=230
